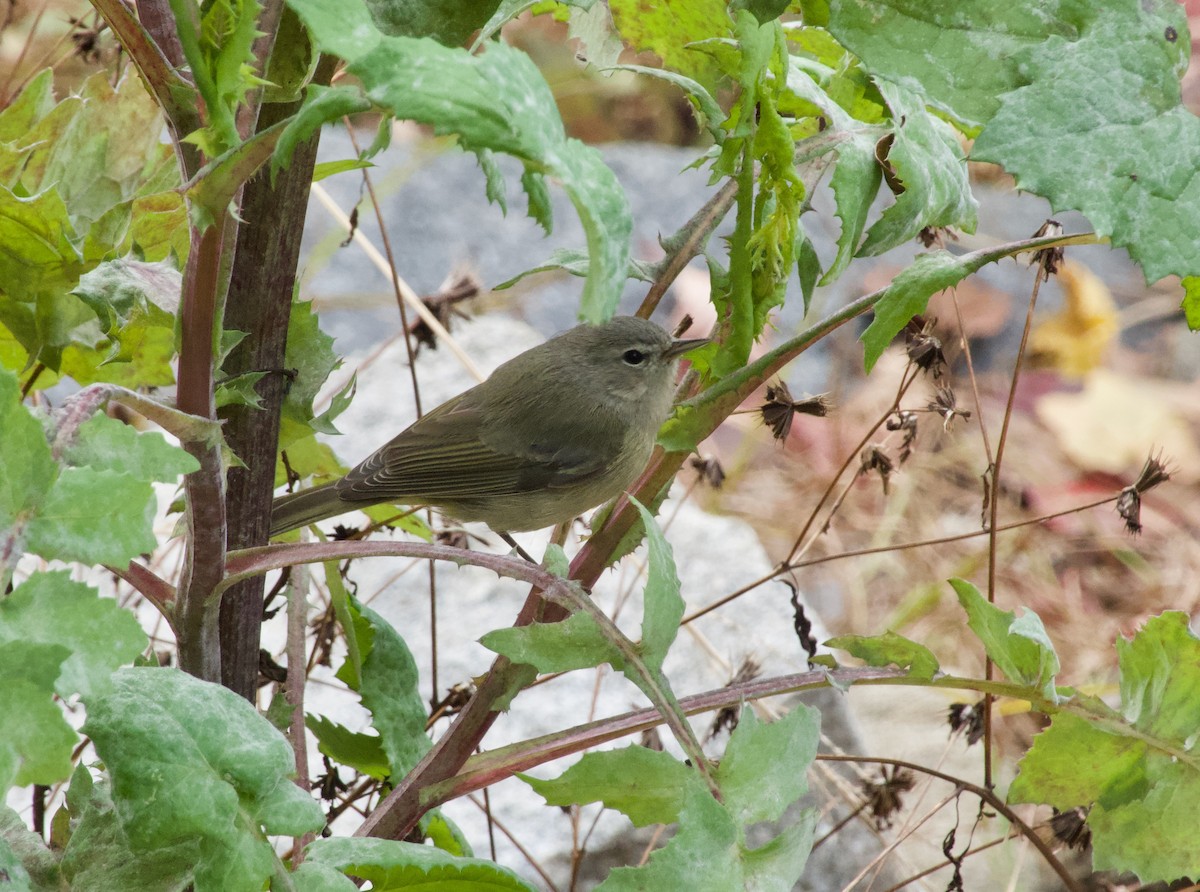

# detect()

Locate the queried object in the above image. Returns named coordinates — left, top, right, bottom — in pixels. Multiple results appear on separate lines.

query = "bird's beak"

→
left=664, top=336, right=710, bottom=359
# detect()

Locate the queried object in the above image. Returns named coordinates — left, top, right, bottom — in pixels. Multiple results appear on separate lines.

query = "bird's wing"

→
left=334, top=392, right=614, bottom=503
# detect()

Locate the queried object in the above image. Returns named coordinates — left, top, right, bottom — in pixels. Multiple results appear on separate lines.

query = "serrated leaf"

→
left=481, top=609, right=623, bottom=673
left=825, top=630, right=939, bottom=679
left=970, top=0, right=1199, bottom=289
left=283, top=1, right=632, bottom=321
left=0, top=367, right=58, bottom=533
left=521, top=745, right=705, bottom=827
left=1010, top=613, right=1200, bottom=883
left=0, top=641, right=76, bottom=792
left=62, top=413, right=198, bottom=482
left=60, top=777, right=201, bottom=892
left=0, top=804, right=61, bottom=891
left=597, top=785, right=736, bottom=892
left=949, top=578, right=1059, bottom=701
left=608, top=0, right=729, bottom=91
left=826, top=0, right=1051, bottom=130
left=858, top=248, right=991, bottom=372
left=305, top=715, right=390, bottom=779
left=856, top=79, right=977, bottom=256
left=281, top=296, right=342, bottom=434
left=715, top=705, right=820, bottom=826
left=0, top=572, right=147, bottom=700
left=630, top=497, right=683, bottom=673
left=70, top=259, right=179, bottom=365
left=24, top=468, right=158, bottom=567
left=341, top=598, right=430, bottom=777
left=83, top=668, right=324, bottom=892
left=303, top=836, right=538, bottom=890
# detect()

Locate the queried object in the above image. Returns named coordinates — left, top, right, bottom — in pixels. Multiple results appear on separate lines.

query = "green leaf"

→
left=62, top=413, right=198, bottom=482
left=0, top=572, right=147, bottom=699
left=521, top=745, right=706, bottom=827
left=339, top=598, right=431, bottom=777
left=608, top=0, right=730, bottom=91
left=285, top=0, right=632, bottom=321
left=1182, top=275, right=1200, bottom=329
left=311, top=159, right=373, bottom=182
left=970, top=0, right=1199, bottom=288
left=826, top=0, right=1054, bottom=130
left=0, top=641, right=76, bottom=792
left=825, top=630, right=939, bottom=679
left=279, top=296, right=342, bottom=435
left=0, top=804, right=61, bottom=891
left=83, top=668, right=325, bottom=892
left=69, top=258, right=179, bottom=368
left=272, top=84, right=374, bottom=177
left=858, top=248, right=990, bottom=372
left=29, top=74, right=175, bottom=229
left=630, top=497, right=683, bottom=673
left=417, top=809, right=473, bottom=857
left=1010, top=613, right=1200, bottom=883
left=24, top=468, right=158, bottom=567
left=60, top=776, right=201, bottom=892
left=481, top=609, right=623, bottom=673
left=0, top=367, right=58, bottom=535
left=856, top=79, right=977, bottom=256
left=303, top=836, right=538, bottom=890
left=715, top=705, right=820, bottom=826
left=363, top=0, right=503, bottom=45
left=617, top=65, right=724, bottom=138
left=306, top=714, right=390, bottom=780
left=492, top=248, right=658, bottom=290
left=949, top=578, right=1059, bottom=701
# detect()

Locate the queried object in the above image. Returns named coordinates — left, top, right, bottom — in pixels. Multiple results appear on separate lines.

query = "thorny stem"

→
left=636, top=178, right=740, bottom=320
left=982, top=267, right=1046, bottom=790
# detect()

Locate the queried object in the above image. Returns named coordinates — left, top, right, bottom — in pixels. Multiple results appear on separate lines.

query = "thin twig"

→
left=287, top=562, right=316, bottom=864
left=982, top=268, right=1046, bottom=790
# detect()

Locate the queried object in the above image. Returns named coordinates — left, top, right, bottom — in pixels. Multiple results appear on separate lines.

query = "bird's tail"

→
left=269, top=482, right=346, bottom=536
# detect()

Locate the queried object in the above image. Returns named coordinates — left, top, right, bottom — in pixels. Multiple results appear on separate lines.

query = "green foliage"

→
left=825, top=630, right=940, bottom=680
left=281, top=0, right=632, bottom=322
left=828, top=0, right=1200, bottom=320
left=83, top=669, right=325, bottom=892
left=303, top=836, right=538, bottom=890
left=3, top=0, right=1198, bottom=887
left=950, top=579, right=1061, bottom=702
left=1010, top=613, right=1200, bottom=882
left=332, top=597, right=431, bottom=777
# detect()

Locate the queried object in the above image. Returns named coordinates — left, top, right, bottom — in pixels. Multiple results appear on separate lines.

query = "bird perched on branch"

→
left=270, top=316, right=707, bottom=535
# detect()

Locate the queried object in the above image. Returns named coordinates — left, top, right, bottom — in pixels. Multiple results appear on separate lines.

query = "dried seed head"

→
left=862, top=766, right=916, bottom=828
left=1030, top=219, right=1065, bottom=281
left=929, top=385, right=972, bottom=431
left=948, top=700, right=986, bottom=745
left=760, top=380, right=831, bottom=442
left=1049, top=807, right=1092, bottom=851
left=887, top=410, right=919, bottom=463
left=1116, top=451, right=1172, bottom=535
left=860, top=445, right=894, bottom=494
left=410, top=273, right=480, bottom=353
left=690, top=455, right=727, bottom=489
left=904, top=315, right=946, bottom=378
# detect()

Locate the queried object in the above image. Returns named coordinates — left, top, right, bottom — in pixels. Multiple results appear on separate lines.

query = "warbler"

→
left=269, top=316, right=707, bottom=535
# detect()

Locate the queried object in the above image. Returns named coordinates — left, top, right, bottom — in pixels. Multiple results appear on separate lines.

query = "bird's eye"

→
left=622, top=349, right=646, bottom=366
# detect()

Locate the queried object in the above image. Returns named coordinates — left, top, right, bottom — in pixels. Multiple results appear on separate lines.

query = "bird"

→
left=269, top=316, right=707, bottom=536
